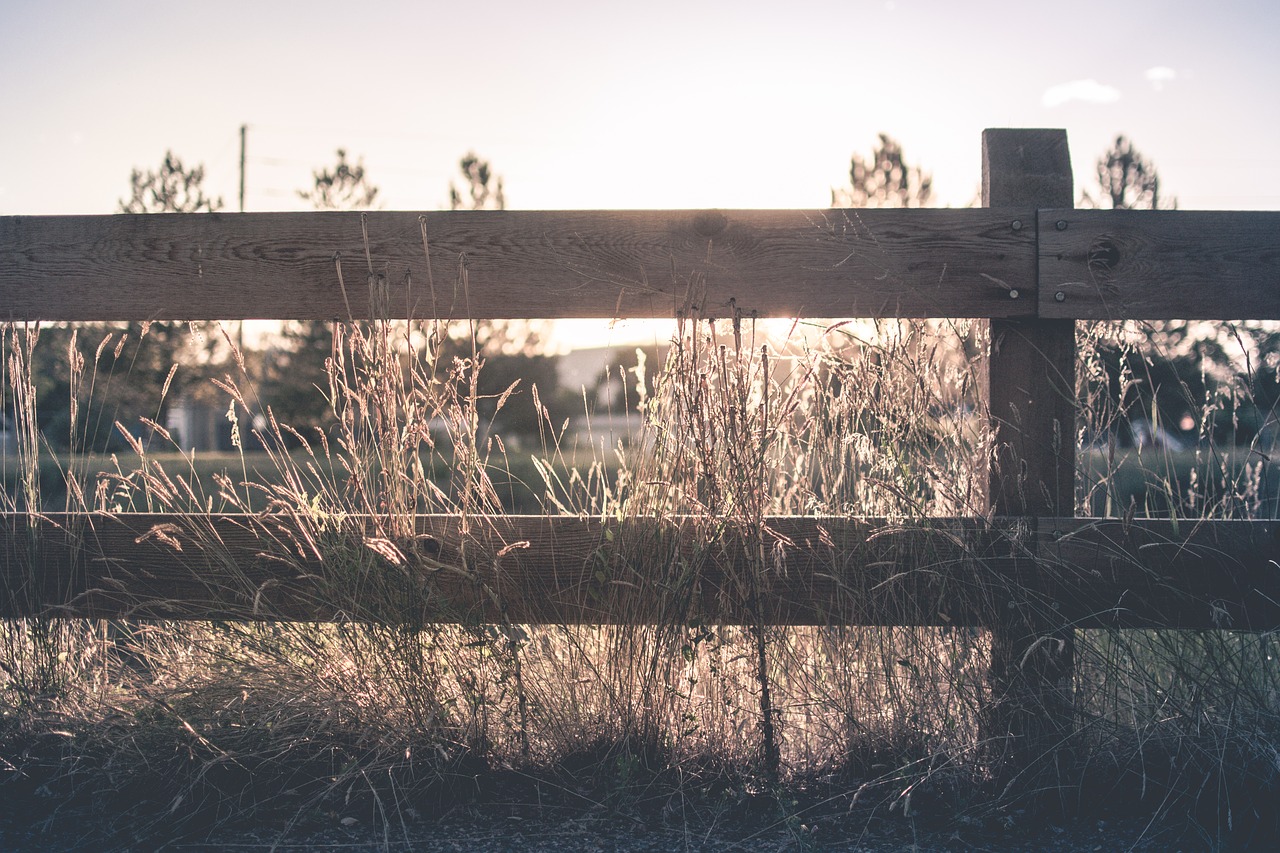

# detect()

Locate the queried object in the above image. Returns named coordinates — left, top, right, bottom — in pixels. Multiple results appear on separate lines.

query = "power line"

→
left=243, top=120, right=564, bottom=147
left=245, top=122, right=464, bottom=144
left=249, top=155, right=315, bottom=168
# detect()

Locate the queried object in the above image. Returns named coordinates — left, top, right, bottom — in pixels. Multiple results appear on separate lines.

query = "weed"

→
left=1, top=235, right=1278, bottom=849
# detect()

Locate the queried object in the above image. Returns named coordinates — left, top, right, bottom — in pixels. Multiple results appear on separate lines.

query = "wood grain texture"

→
left=983, top=129, right=1076, bottom=518
left=982, top=130, right=1073, bottom=210
left=1039, top=210, right=1280, bottom=319
left=987, top=319, right=1077, bottom=516
left=1037, top=518, right=1280, bottom=630
left=4, top=512, right=1278, bottom=630
left=0, top=512, right=1005, bottom=626
left=981, top=129, right=1077, bottom=782
left=0, top=209, right=1036, bottom=321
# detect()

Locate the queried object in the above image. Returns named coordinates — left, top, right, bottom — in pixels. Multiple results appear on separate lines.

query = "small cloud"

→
left=1145, top=66, right=1177, bottom=91
left=1042, top=79, right=1122, bottom=108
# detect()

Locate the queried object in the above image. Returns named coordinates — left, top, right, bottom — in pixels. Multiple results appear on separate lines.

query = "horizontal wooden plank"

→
left=1038, top=210, right=1280, bottom=319
left=0, top=209, right=1037, bottom=321
left=0, top=513, right=1003, bottom=625
left=4, top=513, right=1279, bottom=629
left=1036, top=518, right=1280, bottom=630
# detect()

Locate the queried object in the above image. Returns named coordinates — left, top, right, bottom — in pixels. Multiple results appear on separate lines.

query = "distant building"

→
left=0, top=414, right=14, bottom=456
left=556, top=344, right=664, bottom=445
left=165, top=395, right=235, bottom=452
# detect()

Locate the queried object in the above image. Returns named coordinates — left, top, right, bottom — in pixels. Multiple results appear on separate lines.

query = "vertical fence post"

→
left=981, top=129, right=1077, bottom=798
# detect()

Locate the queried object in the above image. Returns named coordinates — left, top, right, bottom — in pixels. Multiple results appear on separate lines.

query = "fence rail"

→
left=3, top=513, right=1279, bottom=630
left=0, top=208, right=1036, bottom=321
left=4, top=208, right=1277, bottom=323
left=1039, top=209, right=1280, bottom=319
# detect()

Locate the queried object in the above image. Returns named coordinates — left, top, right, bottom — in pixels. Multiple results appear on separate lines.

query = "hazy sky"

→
left=2, top=0, right=1278, bottom=217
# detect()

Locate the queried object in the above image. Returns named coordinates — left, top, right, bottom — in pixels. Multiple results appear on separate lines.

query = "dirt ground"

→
left=2, top=748, right=1268, bottom=853
left=0, top=803, right=1242, bottom=853
left=161, top=816, right=1196, bottom=852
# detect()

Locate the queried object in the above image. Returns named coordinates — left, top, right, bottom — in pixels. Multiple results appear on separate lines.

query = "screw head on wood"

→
left=1054, top=291, right=1066, bottom=302
left=1011, top=219, right=1023, bottom=231
left=1055, top=220, right=1068, bottom=231
left=1008, top=289, right=1020, bottom=299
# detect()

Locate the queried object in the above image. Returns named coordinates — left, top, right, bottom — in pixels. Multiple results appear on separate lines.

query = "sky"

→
left=2, top=0, right=1278, bottom=217
left=1, top=0, right=1277, bottom=350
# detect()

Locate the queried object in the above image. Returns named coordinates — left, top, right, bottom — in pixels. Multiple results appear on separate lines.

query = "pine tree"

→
left=266, top=150, right=383, bottom=440
left=297, top=149, right=380, bottom=210
left=1082, top=135, right=1174, bottom=211
left=119, top=151, right=224, bottom=214
left=832, top=134, right=933, bottom=208
left=449, top=152, right=505, bottom=211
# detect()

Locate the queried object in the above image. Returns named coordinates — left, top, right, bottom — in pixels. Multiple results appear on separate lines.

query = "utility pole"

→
left=239, top=124, right=247, bottom=213
left=238, top=124, right=247, bottom=355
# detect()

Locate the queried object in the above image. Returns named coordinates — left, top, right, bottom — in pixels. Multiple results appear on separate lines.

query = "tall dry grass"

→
left=2, top=249, right=1279, bottom=848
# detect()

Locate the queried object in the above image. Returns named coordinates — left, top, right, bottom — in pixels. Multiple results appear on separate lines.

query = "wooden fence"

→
left=2, top=128, right=1279, bottom=773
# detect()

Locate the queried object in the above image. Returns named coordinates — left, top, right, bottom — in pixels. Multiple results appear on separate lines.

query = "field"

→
left=3, top=312, right=1280, bottom=852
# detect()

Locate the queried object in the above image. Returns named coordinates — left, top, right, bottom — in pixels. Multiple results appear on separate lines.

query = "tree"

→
left=262, top=150, right=383, bottom=441
left=441, top=152, right=519, bottom=363
left=119, top=151, right=223, bottom=214
left=20, top=153, right=229, bottom=453
left=441, top=153, right=570, bottom=441
left=1075, top=137, right=1280, bottom=455
left=1080, top=137, right=1188, bottom=446
left=449, top=152, right=505, bottom=211
left=297, top=149, right=379, bottom=210
left=832, top=133, right=933, bottom=208
left=829, top=136, right=981, bottom=367
left=442, top=151, right=513, bottom=358
left=1082, top=135, right=1174, bottom=211
left=113, top=153, right=224, bottom=448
